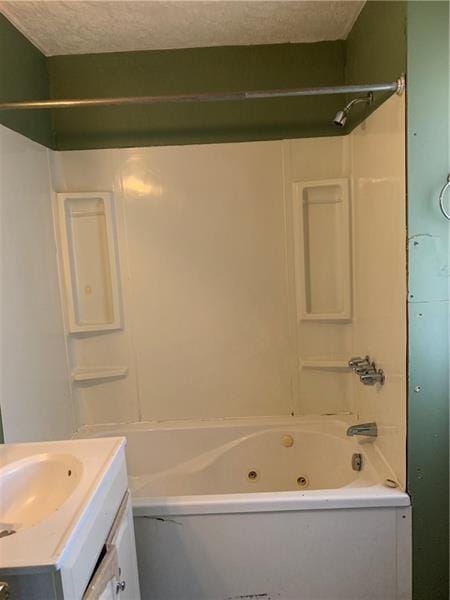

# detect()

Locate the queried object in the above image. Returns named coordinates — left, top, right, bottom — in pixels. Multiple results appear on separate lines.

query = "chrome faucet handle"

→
left=349, top=356, right=385, bottom=386
left=360, top=370, right=385, bottom=386
left=348, top=356, right=370, bottom=369
left=348, top=356, right=363, bottom=367
left=355, top=362, right=374, bottom=375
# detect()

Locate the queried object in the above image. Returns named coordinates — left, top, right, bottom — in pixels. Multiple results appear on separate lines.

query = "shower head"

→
left=333, top=92, right=373, bottom=127
left=333, top=110, right=348, bottom=127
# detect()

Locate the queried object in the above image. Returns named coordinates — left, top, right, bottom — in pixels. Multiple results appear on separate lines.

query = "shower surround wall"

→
left=50, top=94, right=405, bottom=482
left=287, top=135, right=354, bottom=417
left=284, top=95, right=406, bottom=484
left=350, top=94, right=406, bottom=485
left=51, top=142, right=295, bottom=424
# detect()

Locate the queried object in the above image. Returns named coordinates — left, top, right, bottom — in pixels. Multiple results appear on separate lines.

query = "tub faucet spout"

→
left=346, top=422, right=378, bottom=438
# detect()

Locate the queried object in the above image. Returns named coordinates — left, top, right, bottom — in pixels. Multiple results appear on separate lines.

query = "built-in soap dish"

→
left=72, top=366, right=128, bottom=383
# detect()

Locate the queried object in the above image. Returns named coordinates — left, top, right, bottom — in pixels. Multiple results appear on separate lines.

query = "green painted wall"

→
left=47, top=42, right=346, bottom=150
left=345, top=0, right=407, bottom=128
left=0, top=14, right=53, bottom=147
left=346, top=1, right=406, bottom=83
left=407, top=2, right=449, bottom=599
left=44, top=1, right=407, bottom=150
left=1, top=2, right=407, bottom=151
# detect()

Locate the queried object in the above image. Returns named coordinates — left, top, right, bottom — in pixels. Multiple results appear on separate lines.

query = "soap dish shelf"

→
left=72, top=367, right=128, bottom=383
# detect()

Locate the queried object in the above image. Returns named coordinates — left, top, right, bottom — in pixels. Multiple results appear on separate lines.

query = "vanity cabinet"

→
left=0, top=438, right=140, bottom=600
left=2, top=491, right=140, bottom=600
left=84, top=492, right=140, bottom=600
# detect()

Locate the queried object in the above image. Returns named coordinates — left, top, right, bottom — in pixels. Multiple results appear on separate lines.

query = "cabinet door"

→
left=84, top=493, right=140, bottom=600
left=83, top=546, right=119, bottom=600
left=109, top=494, right=141, bottom=600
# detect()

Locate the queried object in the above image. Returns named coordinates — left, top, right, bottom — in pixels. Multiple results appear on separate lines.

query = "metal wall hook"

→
left=439, top=174, right=450, bottom=220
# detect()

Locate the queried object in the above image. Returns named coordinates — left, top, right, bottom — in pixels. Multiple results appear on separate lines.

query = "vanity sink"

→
left=0, top=453, right=82, bottom=533
left=0, top=437, right=126, bottom=572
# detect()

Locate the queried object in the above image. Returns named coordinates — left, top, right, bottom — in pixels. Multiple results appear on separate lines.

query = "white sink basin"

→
left=0, top=437, right=126, bottom=571
left=0, top=453, right=82, bottom=533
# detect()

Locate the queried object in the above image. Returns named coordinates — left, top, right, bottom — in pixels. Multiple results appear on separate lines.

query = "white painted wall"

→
left=0, top=125, right=74, bottom=442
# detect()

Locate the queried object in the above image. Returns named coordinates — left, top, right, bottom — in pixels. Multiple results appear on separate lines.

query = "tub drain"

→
left=297, top=475, right=309, bottom=488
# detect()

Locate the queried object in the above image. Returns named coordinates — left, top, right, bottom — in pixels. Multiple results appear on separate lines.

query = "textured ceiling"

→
left=0, top=1, right=365, bottom=56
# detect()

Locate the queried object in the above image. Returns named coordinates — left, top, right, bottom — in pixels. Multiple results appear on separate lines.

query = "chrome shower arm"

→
left=343, top=92, right=374, bottom=115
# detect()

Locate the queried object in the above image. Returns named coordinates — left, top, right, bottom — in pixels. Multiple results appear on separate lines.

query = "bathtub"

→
left=79, top=416, right=411, bottom=600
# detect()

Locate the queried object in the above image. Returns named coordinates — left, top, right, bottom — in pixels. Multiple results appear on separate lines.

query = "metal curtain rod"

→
left=0, top=78, right=404, bottom=111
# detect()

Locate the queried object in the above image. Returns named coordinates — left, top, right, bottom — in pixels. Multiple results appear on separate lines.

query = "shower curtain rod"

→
left=0, top=78, right=404, bottom=110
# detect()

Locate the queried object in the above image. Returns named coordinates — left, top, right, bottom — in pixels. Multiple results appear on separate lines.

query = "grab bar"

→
left=439, top=174, right=450, bottom=220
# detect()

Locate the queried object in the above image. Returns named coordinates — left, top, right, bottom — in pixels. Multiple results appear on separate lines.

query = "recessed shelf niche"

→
left=57, top=192, right=122, bottom=333
left=293, top=178, right=351, bottom=321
